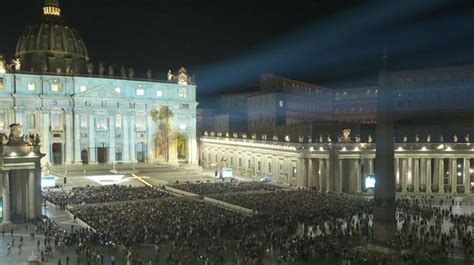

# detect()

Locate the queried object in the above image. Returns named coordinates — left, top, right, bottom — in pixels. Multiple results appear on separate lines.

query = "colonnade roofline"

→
left=201, top=136, right=474, bottom=155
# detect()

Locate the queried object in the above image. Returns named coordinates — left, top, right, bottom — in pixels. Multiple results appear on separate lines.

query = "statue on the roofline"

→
left=0, top=124, right=38, bottom=146
left=427, top=134, right=431, bottom=143
left=128, top=67, right=135, bottom=78
left=147, top=69, right=152, bottom=79
left=98, top=62, right=105, bottom=76
left=415, top=134, right=420, bottom=143
left=108, top=65, right=114, bottom=77
left=453, top=134, right=458, bottom=143
left=368, top=134, right=373, bottom=143
left=120, top=66, right=127, bottom=78
left=87, top=63, right=94, bottom=75
left=466, top=134, right=470, bottom=143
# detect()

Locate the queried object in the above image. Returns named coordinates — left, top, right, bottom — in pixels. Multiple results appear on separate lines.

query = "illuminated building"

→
left=0, top=0, right=198, bottom=165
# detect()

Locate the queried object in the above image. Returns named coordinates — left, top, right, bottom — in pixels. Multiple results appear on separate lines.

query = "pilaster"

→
left=108, top=114, right=116, bottom=163
left=88, top=113, right=97, bottom=163
left=464, top=158, right=471, bottom=194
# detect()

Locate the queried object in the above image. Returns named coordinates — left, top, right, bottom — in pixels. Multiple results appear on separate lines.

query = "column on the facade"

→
left=307, top=158, right=314, bottom=189
left=73, top=113, right=82, bottom=164
left=354, top=159, right=361, bottom=193
left=88, top=113, right=97, bottom=163
left=129, top=113, right=136, bottom=162
left=419, top=158, right=426, bottom=192
left=413, top=158, right=420, bottom=192
left=464, top=159, right=471, bottom=194
left=2, top=171, right=10, bottom=224
left=189, top=129, right=199, bottom=165
left=122, top=114, right=130, bottom=162
left=426, top=158, right=432, bottom=193
left=65, top=111, right=73, bottom=164
left=146, top=114, right=155, bottom=162
left=28, top=170, right=36, bottom=219
left=108, top=114, right=116, bottom=163
left=318, top=159, right=325, bottom=192
left=41, top=111, right=50, bottom=163
left=401, top=159, right=408, bottom=192
left=451, top=159, right=457, bottom=193
left=438, top=159, right=444, bottom=194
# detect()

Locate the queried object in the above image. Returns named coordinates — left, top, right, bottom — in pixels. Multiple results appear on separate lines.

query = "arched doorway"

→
left=81, top=150, right=89, bottom=165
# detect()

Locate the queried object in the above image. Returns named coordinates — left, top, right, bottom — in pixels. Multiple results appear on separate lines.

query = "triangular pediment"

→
left=73, top=86, right=129, bottom=100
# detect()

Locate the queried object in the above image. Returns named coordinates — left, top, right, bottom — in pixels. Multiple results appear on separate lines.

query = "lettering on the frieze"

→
left=129, top=103, right=136, bottom=109
left=84, top=101, right=91, bottom=107
left=69, top=100, right=74, bottom=107
left=117, top=102, right=120, bottom=108
left=101, top=101, right=107, bottom=107
left=52, top=99, right=58, bottom=105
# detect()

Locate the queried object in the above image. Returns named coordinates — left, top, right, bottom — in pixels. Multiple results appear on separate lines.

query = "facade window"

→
left=136, top=89, right=144, bottom=96
left=292, top=166, right=297, bottom=178
left=29, top=114, right=36, bottom=129
left=80, top=115, right=88, bottom=129
left=279, top=100, right=284, bottom=107
left=157, top=90, right=163, bottom=97
left=115, top=87, right=121, bottom=93
left=51, top=112, right=62, bottom=129
left=247, top=159, right=251, bottom=169
left=96, top=115, right=107, bottom=130
left=0, top=77, right=4, bottom=90
left=215, top=155, right=218, bottom=163
left=208, top=153, right=211, bottom=161
left=257, top=161, right=261, bottom=171
left=179, top=90, right=187, bottom=98
left=230, top=157, right=234, bottom=166
left=239, top=158, right=242, bottom=167
left=80, top=85, right=87, bottom=92
left=27, top=82, right=36, bottom=91
left=115, top=114, right=122, bottom=129
left=268, top=163, right=272, bottom=173
left=51, top=82, right=61, bottom=92
left=135, top=114, right=146, bottom=130
left=0, top=113, right=5, bottom=129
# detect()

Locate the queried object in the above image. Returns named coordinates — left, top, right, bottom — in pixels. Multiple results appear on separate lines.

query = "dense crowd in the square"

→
left=34, top=181, right=474, bottom=264
left=42, top=185, right=169, bottom=205
left=168, top=181, right=283, bottom=195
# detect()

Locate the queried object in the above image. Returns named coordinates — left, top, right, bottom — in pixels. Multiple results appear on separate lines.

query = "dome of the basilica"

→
left=15, top=0, right=89, bottom=74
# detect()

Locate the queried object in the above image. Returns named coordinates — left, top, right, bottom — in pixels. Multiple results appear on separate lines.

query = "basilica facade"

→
left=0, top=0, right=198, bottom=165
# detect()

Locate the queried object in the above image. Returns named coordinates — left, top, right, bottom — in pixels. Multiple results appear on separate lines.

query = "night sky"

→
left=1, top=0, right=473, bottom=106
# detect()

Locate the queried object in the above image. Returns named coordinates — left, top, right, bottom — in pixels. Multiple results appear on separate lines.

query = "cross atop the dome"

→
left=43, top=0, right=61, bottom=16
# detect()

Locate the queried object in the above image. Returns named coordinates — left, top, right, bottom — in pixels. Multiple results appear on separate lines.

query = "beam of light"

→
left=195, top=0, right=464, bottom=95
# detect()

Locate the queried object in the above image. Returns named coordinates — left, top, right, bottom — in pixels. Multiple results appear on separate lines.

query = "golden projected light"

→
left=43, top=6, right=61, bottom=16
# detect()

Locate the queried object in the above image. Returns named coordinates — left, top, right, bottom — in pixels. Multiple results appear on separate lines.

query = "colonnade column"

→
left=407, top=158, right=413, bottom=192
left=451, top=159, right=457, bottom=193
left=307, top=158, right=314, bottom=188
left=438, top=159, right=444, bottom=194
left=419, top=158, right=426, bottom=192
left=401, top=159, right=408, bottom=192
left=297, top=158, right=308, bottom=188
left=2, top=171, right=10, bottom=224
left=464, top=159, right=471, bottom=194
left=355, top=159, right=361, bottom=193
left=338, top=160, right=343, bottom=192
left=318, top=159, right=325, bottom=192
left=28, top=170, right=36, bottom=219
left=426, top=159, right=432, bottom=193
left=413, top=159, right=420, bottom=192
left=395, top=158, right=400, bottom=190
left=88, top=113, right=97, bottom=164
left=73, top=113, right=82, bottom=164
left=325, top=159, right=331, bottom=192
left=122, top=114, right=130, bottom=162
left=368, top=159, right=374, bottom=175
left=65, top=111, right=73, bottom=164
left=108, top=114, right=116, bottom=163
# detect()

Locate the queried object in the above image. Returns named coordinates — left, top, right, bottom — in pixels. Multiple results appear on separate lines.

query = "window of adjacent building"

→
left=157, top=90, right=163, bottom=97
left=51, top=82, right=61, bottom=92
left=247, top=159, right=251, bottom=169
left=115, top=115, right=122, bottom=129
left=268, top=163, right=272, bottom=173
left=215, top=155, right=218, bottom=163
left=96, top=115, right=107, bottom=130
left=279, top=100, right=284, bottom=107
left=80, top=115, right=88, bottom=129
left=239, top=158, right=242, bottom=167
left=136, top=89, right=144, bottom=96
left=80, top=85, right=87, bottom=92
left=29, top=114, right=36, bottom=129
left=27, top=82, right=36, bottom=91
left=230, top=157, right=234, bottom=166
left=0, top=113, right=4, bottom=129
left=179, top=89, right=187, bottom=98
left=115, top=87, right=121, bottom=93
left=292, top=166, right=297, bottom=178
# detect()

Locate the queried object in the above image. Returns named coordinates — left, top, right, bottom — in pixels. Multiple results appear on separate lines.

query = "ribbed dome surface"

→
left=15, top=1, right=89, bottom=74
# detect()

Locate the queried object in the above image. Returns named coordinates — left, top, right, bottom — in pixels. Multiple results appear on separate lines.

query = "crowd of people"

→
left=42, top=185, right=169, bottom=205
left=36, top=181, right=474, bottom=264
left=169, top=181, right=283, bottom=195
